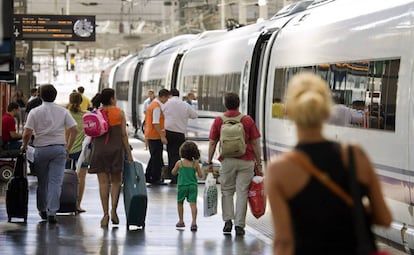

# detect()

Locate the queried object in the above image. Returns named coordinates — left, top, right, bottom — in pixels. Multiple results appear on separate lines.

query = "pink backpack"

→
left=82, top=108, right=109, bottom=138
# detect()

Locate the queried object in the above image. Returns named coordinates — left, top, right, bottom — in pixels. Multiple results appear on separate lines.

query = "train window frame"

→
left=272, top=58, right=400, bottom=131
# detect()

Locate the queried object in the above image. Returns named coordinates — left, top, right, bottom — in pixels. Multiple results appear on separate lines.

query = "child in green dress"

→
left=171, top=141, right=203, bottom=231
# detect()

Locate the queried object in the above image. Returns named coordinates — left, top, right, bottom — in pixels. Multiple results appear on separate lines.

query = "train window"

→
left=140, top=79, right=164, bottom=102
left=115, top=81, right=129, bottom=101
left=272, top=58, right=400, bottom=131
left=182, top=72, right=241, bottom=113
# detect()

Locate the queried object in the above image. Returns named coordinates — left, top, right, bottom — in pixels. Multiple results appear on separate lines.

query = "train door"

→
left=171, top=53, right=183, bottom=89
left=248, top=29, right=278, bottom=162
left=132, top=62, right=143, bottom=135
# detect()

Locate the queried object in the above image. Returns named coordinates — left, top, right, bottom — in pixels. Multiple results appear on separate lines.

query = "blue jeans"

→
left=33, top=145, right=67, bottom=216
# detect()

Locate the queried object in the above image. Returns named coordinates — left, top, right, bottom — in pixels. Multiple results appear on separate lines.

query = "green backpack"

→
left=219, top=114, right=246, bottom=158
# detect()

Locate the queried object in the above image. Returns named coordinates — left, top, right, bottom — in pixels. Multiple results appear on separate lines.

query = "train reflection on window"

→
left=182, top=72, right=241, bottom=112
left=141, top=79, right=164, bottom=102
left=272, top=58, right=400, bottom=131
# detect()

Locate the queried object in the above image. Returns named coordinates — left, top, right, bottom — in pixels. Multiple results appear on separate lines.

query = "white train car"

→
left=261, top=0, right=414, bottom=249
left=106, top=0, right=414, bottom=250
left=111, top=35, right=198, bottom=135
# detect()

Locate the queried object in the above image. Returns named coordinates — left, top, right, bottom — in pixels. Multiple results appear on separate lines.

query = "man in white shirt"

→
left=21, top=84, right=78, bottom=224
left=163, top=88, right=198, bottom=184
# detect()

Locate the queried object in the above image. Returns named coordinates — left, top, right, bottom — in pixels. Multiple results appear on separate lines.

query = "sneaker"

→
left=48, top=216, right=57, bottom=224
left=235, top=226, right=245, bottom=236
left=39, top=211, right=47, bottom=220
left=223, top=220, right=232, bottom=234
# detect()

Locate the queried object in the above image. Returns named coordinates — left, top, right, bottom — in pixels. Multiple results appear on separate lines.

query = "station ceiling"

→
left=16, top=0, right=284, bottom=59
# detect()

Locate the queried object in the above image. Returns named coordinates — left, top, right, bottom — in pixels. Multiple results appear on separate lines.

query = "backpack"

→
left=219, top=114, right=246, bottom=158
left=82, top=108, right=109, bottom=138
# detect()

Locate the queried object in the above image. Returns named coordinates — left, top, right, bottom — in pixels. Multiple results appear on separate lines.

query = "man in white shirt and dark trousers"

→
left=163, top=88, right=198, bottom=184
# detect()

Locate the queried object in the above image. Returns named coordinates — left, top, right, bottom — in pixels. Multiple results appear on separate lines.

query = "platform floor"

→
left=0, top=138, right=405, bottom=255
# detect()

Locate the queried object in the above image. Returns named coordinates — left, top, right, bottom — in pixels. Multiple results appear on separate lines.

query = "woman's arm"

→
left=120, top=110, right=133, bottom=162
left=354, top=145, right=392, bottom=226
left=265, top=159, right=294, bottom=255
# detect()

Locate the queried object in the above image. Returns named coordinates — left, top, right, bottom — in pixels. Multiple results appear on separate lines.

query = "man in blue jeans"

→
left=21, top=84, right=78, bottom=224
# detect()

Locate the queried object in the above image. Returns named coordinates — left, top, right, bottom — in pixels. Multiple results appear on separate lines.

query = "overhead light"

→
left=258, top=0, right=266, bottom=6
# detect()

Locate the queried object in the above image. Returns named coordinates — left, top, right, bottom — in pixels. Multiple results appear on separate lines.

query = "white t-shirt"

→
left=25, top=102, right=77, bottom=147
left=329, top=104, right=352, bottom=127
left=163, top=96, right=198, bottom=134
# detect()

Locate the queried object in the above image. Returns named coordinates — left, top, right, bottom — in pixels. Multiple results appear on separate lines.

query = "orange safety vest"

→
left=144, top=100, right=165, bottom=139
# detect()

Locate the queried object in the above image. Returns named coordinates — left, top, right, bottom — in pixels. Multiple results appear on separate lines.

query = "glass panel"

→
left=115, top=81, right=129, bottom=101
left=182, top=73, right=241, bottom=113
left=141, top=79, right=164, bottom=102
left=272, top=58, right=400, bottom=131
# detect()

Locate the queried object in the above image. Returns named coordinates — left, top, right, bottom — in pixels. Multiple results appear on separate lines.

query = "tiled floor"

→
left=0, top=138, right=406, bottom=255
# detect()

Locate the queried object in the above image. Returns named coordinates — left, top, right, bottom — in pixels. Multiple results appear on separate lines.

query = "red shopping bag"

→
left=248, top=176, right=266, bottom=219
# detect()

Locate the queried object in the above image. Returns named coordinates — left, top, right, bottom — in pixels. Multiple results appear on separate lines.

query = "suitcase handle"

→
left=134, top=164, right=140, bottom=182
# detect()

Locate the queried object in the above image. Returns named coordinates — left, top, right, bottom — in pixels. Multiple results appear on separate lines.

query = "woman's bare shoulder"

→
left=267, top=153, right=299, bottom=178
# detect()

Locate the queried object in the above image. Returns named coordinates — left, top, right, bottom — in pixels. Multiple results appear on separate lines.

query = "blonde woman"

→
left=265, top=72, right=392, bottom=255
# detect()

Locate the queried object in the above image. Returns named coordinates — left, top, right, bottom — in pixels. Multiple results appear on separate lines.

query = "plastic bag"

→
left=203, top=172, right=218, bottom=217
left=248, top=176, right=266, bottom=219
left=76, top=136, right=92, bottom=173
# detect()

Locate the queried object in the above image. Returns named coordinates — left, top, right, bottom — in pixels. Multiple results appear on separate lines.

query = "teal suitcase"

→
left=123, top=161, right=147, bottom=229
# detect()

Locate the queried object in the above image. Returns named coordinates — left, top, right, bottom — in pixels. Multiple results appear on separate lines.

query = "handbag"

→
left=347, top=146, right=391, bottom=255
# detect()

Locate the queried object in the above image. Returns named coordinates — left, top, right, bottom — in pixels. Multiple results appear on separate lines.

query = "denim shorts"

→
left=66, top=150, right=88, bottom=170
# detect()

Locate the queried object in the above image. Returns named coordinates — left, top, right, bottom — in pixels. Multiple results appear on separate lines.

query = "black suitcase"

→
left=123, top=161, right=147, bottom=229
left=58, top=169, right=78, bottom=214
left=6, top=152, right=28, bottom=222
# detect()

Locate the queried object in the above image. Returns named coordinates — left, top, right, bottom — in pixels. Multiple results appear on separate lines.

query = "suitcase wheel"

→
left=0, top=165, right=14, bottom=182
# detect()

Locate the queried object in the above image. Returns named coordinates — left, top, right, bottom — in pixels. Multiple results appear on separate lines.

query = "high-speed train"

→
left=101, top=0, right=414, bottom=250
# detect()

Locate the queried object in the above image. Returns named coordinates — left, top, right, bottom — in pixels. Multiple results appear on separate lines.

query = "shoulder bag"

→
left=287, top=149, right=390, bottom=255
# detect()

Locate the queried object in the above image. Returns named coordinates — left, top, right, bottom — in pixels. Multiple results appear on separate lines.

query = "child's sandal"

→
left=190, top=224, right=198, bottom=231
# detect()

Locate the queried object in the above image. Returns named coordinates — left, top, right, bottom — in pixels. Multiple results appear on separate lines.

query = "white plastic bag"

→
left=76, top=136, right=92, bottom=173
left=203, top=172, right=218, bottom=217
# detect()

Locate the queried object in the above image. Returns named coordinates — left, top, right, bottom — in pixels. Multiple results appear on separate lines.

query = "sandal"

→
left=176, top=222, right=185, bottom=228
left=190, top=224, right=198, bottom=232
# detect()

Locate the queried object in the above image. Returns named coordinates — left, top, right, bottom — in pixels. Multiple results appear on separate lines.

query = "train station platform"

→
left=0, top=138, right=404, bottom=254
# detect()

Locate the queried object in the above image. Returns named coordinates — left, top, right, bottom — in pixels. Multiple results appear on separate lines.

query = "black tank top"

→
left=16, top=98, right=26, bottom=108
left=289, top=141, right=368, bottom=255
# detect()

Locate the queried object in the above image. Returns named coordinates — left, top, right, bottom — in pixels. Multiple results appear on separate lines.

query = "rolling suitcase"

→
left=6, top=152, right=28, bottom=222
left=58, top=169, right=78, bottom=214
left=123, top=160, right=147, bottom=229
